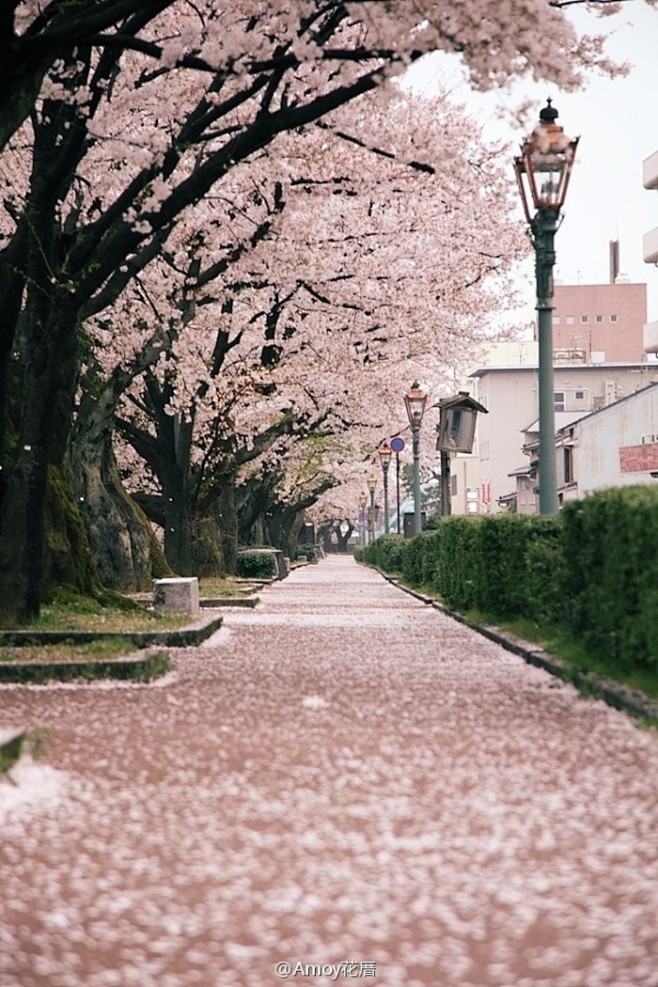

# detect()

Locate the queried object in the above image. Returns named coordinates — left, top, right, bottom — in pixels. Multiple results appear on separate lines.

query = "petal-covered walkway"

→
left=1, top=555, right=657, bottom=987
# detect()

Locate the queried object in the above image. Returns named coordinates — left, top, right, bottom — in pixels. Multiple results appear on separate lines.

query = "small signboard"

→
left=390, top=437, right=405, bottom=452
left=619, top=443, right=658, bottom=473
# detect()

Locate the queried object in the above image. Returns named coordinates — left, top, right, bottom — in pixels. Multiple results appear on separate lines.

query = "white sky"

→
left=403, top=0, right=658, bottom=324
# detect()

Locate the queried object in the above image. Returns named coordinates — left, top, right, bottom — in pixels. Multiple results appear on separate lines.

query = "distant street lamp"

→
left=378, top=441, right=392, bottom=534
left=359, top=493, right=367, bottom=546
left=367, top=475, right=377, bottom=543
left=404, top=381, right=427, bottom=535
left=390, top=436, right=405, bottom=534
left=435, top=391, right=488, bottom=516
left=514, top=99, right=578, bottom=515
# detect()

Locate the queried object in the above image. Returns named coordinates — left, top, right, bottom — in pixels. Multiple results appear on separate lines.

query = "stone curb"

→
left=0, top=649, right=170, bottom=685
left=0, top=613, right=223, bottom=650
left=377, top=570, right=658, bottom=724
left=200, top=597, right=260, bottom=609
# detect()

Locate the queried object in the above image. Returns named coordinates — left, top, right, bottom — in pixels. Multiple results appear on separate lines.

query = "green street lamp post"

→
left=367, top=475, right=377, bottom=543
left=359, top=493, right=367, bottom=546
left=378, top=441, right=392, bottom=534
left=404, top=381, right=428, bottom=535
left=514, top=99, right=578, bottom=515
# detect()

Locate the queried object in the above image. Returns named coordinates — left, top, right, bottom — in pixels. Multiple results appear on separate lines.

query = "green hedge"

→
left=367, top=514, right=565, bottom=623
left=398, top=530, right=437, bottom=586
left=360, top=534, right=406, bottom=572
left=562, top=487, right=658, bottom=669
left=236, top=550, right=277, bottom=579
left=296, top=544, right=318, bottom=562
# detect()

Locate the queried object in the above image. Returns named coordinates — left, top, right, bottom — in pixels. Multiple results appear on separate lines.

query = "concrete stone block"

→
left=153, top=577, right=200, bottom=614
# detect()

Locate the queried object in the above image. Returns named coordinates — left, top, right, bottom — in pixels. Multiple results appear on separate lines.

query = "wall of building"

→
left=471, top=363, right=658, bottom=511
left=561, top=383, right=658, bottom=500
left=551, top=282, right=647, bottom=363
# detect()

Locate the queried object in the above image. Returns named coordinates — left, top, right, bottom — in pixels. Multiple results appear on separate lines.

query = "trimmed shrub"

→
left=363, top=534, right=406, bottom=573
left=236, top=550, right=277, bottom=579
left=562, top=486, right=658, bottom=669
left=521, top=515, right=567, bottom=625
left=430, top=513, right=565, bottom=622
left=435, top=516, right=481, bottom=611
left=401, top=530, right=439, bottom=586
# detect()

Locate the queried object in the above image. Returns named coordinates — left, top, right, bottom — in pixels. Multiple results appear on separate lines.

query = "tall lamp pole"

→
left=378, top=442, right=392, bottom=534
left=404, top=381, right=427, bottom=535
left=396, top=451, right=401, bottom=534
left=367, top=475, right=377, bottom=543
left=514, top=99, right=578, bottom=515
left=359, top=494, right=367, bottom=546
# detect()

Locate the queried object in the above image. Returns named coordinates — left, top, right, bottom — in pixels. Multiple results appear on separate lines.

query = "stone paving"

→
left=1, top=555, right=657, bottom=987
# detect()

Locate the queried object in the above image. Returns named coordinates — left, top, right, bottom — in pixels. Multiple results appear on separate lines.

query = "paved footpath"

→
left=1, top=556, right=657, bottom=987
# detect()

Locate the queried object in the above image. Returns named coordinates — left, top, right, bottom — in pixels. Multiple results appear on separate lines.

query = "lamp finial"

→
left=539, top=98, right=558, bottom=125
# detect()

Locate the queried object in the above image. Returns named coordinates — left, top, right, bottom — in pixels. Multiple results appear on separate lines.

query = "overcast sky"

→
left=404, top=0, right=658, bottom=325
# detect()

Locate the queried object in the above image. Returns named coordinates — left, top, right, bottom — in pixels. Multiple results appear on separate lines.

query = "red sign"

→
left=619, top=443, right=658, bottom=473
left=481, top=477, right=491, bottom=504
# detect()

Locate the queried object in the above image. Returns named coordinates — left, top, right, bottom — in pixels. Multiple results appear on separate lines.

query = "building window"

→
left=552, top=316, right=560, bottom=325
left=565, top=316, right=575, bottom=325
left=554, top=391, right=566, bottom=412
left=610, top=314, right=618, bottom=323
left=564, top=447, right=573, bottom=484
left=595, top=315, right=603, bottom=323
left=575, top=390, right=585, bottom=401
left=581, top=315, right=589, bottom=323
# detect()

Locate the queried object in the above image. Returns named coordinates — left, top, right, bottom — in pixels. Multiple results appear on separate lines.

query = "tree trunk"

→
left=191, top=515, right=225, bottom=578
left=160, top=461, right=195, bottom=575
left=71, top=433, right=171, bottom=591
left=0, top=297, right=83, bottom=620
left=335, top=522, right=354, bottom=552
left=42, top=465, right=100, bottom=599
left=213, top=484, right=239, bottom=575
left=266, top=506, right=305, bottom=560
left=0, top=109, right=88, bottom=620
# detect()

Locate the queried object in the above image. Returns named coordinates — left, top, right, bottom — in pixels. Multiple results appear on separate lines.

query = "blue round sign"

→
left=390, top=437, right=405, bottom=452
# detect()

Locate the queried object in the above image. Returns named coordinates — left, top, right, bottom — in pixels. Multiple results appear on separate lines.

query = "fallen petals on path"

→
left=1, top=557, right=657, bottom=987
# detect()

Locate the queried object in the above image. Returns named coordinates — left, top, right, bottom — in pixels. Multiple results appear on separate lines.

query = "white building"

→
left=556, top=382, right=658, bottom=502
left=467, top=343, right=658, bottom=512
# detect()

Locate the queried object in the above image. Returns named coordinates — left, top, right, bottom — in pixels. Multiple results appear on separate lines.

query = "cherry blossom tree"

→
left=0, top=0, right=646, bottom=619
left=95, top=84, right=523, bottom=578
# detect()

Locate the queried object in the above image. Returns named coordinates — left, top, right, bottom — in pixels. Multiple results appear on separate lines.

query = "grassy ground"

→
left=1, top=578, right=255, bottom=635
left=23, top=604, right=190, bottom=634
left=199, top=577, right=257, bottom=597
left=0, top=638, right=134, bottom=664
